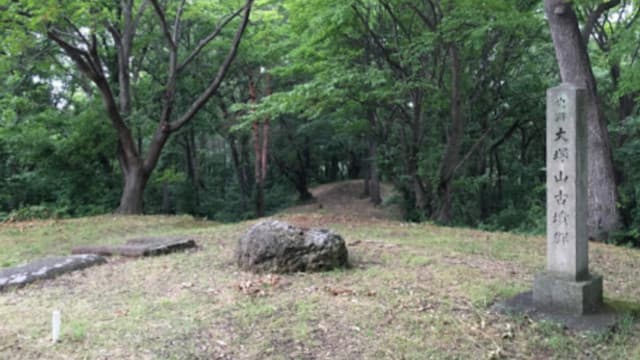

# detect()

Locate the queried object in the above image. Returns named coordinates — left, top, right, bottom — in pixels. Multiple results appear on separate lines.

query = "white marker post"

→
left=52, top=310, right=61, bottom=343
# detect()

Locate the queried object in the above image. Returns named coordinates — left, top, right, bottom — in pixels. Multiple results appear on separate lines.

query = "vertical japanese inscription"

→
left=551, top=92, right=569, bottom=246
left=546, top=84, right=588, bottom=280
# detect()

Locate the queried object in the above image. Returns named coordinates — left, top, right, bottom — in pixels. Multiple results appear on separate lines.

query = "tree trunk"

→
left=369, top=138, right=381, bottom=205
left=162, top=182, right=171, bottom=214
left=252, top=121, right=265, bottom=217
left=189, top=128, right=201, bottom=206
left=184, top=131, right=200, bottom=207
left=611, top=64, right=636, bottom=149
left=117, top=163, right=148, bottom=214
left=366, top=110, right=382, bottom=205
left=328, top=156, right=339, bottom=182
left=544, top=0, right=620, bottom=240
left=249, top=74, right=271, bottom=218
left=229, top=134, right=249, bottom=211
left=435, top=45, right=464, bottom=224
left=406, top=145, right=428, bottom=212
left=347, top=151, right=361, bottom=179
left=364, top=176, right=371, bottom=197
left=408, top=91, right=428, bottom=212
left=295, top=174, right=314, bottom=202
left=255, top=182, right=265, bottom=216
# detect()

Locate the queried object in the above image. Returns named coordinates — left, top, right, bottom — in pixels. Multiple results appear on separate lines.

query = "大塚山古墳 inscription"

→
left=551, top=93, right=570, bottom=246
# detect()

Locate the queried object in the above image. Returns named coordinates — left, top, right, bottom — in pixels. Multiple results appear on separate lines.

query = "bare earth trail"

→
left=0, top=181, right=639, bottom=359
left=282, top=180, right=403, bottom=227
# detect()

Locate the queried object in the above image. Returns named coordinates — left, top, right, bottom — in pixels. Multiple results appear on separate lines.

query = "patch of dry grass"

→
left=1, top=189, right=640, bottom=359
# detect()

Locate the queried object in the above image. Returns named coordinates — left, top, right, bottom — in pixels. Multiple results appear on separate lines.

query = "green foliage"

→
left=610, top=115, right=640, bottom=246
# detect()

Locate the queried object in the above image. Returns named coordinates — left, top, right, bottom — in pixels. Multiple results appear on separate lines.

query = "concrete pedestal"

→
left=533, top=271, right=603, bottom=315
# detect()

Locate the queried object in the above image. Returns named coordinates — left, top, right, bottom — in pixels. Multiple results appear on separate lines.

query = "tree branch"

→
left=149, top=0, right=177, bottom=50
left=173, top=0, right=187, bottom=44
left=142, top=0, right=254, bottom=173
left=167, top=0, right=254, bottom=133
left=351, top=3, right=407, bottom=76
left=157, top=0, right=186, bottom=125
left=178, top=5, right=245, bottom=72
left=406, top=2, right=436, bottom=31
left=47, top=27, right=138, bottom=160
left=380, top=1, right=412, bottom=37
left=63, top=16, right=91, bottom=46
left=47, top=29, right=97, bottom=81
left=133, top=0, right=149, bottom=33
left=581, top=0, right=620, bottom=43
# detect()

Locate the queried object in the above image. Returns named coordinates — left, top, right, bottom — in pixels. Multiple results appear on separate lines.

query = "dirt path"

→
left=283, top=180, right=403, bottom=223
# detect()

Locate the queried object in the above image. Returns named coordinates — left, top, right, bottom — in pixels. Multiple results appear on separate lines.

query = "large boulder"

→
left=236, top=220, right=349, bottom=273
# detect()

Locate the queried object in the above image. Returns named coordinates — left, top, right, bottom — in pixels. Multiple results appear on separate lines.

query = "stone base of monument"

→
left=532, top=271, right=602, bottom=315
left=493, top=288, right=619, bottom=333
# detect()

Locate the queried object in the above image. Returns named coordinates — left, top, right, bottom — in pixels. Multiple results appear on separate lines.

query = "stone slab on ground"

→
left=71, top=236, right=196, bottom=257
left=492, top=291, right=619, bottom=333
left=0, top=254, right=106, bottom=292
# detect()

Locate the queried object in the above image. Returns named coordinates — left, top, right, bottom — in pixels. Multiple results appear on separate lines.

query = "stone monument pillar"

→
left=533, top=83, right=603, bottom=315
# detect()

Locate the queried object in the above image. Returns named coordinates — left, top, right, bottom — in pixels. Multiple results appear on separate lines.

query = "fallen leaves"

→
left=324, top=286, right=377, bottom=297
left=234, top=274, right=288, bottom=297
left=325, top=286, right=355, bottom=297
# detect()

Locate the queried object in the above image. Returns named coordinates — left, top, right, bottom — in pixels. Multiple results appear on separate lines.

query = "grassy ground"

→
left=1, top=182, right=640, bottom=359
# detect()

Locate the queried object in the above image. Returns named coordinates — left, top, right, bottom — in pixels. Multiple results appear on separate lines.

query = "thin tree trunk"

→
left=295, top=171, right=314, bottom=202
left=229, top=135, right=249, bottom=211
left=190, top=128, right=202, bottom=188
left=261, top=119, right=270, bottom=180
left=329, top=156, right=339, bottom=182
left=249, top=76, right=266, bottom=217
left=409, top=91, right=428, bottom=212
left=367, top=110, right=381, bottom=205
left=435, top=45, right=465, bottom=223
left=369, top=137, right=381, bottom=205
left=611, top=64, right=636, bottom=149
left=258, top=75, right=271, bottom=216
left=364, top=172, right=371, bottom=197
left=252, top=120, right=265, bottom=217
left=162, top=182, right=171, bottom=214
left=348, top=151, right=361, bottom=179
left=544, top=0, right=620, bottom=240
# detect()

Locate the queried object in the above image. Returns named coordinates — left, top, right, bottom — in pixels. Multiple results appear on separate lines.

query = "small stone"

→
left=235, top=220, right=349, bottom=273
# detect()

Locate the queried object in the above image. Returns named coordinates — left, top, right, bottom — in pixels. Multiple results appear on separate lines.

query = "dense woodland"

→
left=1, top=0, right=639, bottom=245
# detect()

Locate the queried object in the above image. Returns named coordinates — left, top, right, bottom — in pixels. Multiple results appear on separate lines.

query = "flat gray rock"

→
left=0, top=254, right=106, bottom=292
left=71, top=236, right=196, bottom=257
